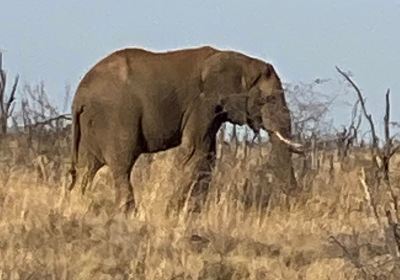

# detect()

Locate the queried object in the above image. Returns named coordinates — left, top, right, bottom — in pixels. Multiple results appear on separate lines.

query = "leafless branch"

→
left=336, top=66, right=378, bottom=148
left=328, top=236, right=363, bottom=268
left=29, top=114, right=71, bottom=127
left=384, top=89, right=391, bottom=145
left=390, top=144, right=400, bottom=158
left=6, top=75, right=19, bottom=112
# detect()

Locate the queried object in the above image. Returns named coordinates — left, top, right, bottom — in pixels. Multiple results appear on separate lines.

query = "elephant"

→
left=68, top=46, right=302, bottom=215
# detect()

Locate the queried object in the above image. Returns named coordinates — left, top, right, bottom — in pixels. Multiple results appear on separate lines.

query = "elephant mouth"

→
left=247, top=116, right=262, bottom=133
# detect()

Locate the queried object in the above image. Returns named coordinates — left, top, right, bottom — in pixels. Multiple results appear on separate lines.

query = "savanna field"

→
left=3, top=1, right=400, bottom=279
left=1, top=132, right=400, bottom=280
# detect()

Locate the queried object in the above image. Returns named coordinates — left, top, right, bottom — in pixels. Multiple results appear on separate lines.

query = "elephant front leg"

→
left=167, top=100, right=220, bottom=214
left=114, top=172, right=136, bottom=215
left=166, top=136, right=217, bottom=215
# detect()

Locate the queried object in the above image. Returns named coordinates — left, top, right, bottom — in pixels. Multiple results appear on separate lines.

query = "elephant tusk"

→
left=273, top=131, right=304, bottom=154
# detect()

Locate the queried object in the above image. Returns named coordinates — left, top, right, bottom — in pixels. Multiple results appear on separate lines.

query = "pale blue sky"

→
left=1, top=0, right=400, bottom=130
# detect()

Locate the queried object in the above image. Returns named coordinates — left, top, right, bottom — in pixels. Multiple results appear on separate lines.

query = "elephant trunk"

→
left=261, top=88, right=299, bottom=193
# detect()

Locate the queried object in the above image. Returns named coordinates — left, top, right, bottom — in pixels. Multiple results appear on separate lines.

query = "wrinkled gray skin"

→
left=69, top=46, right=297, bottom=214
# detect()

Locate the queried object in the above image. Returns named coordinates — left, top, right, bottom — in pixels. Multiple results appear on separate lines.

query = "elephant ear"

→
left=199, top=52, right=248, bottom=124
left=200, top=52, right=247, bottom=93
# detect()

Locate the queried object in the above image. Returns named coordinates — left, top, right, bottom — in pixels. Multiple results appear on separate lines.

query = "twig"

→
left=328, top=236, right=363, bottom=268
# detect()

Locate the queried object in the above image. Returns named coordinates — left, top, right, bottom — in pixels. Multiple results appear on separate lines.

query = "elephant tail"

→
left=68, top=105, right=83, bottom=191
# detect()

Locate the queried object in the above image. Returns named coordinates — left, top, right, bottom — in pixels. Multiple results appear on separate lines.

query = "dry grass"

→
left=1, top=139, right=400, bottom=279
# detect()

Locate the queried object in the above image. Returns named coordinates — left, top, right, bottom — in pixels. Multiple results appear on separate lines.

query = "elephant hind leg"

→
left=105, top=141, right=141, bottom=215
left=81, top=154, right=104, bottom=195
left=109, top=163, right=137, bottom=215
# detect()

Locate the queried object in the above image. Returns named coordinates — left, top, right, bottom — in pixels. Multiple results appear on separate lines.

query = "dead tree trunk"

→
left=217, top=123, right=225, bottom=160
left=381, top=90, right=400, bottom=181
left=231, top=124, right=239, bottom=156
left=310, top=133, right=318, bottom=170
left=0, top=52, right=19, bottom=136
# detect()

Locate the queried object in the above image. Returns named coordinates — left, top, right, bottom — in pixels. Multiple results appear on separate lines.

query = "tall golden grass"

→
left=0, top=137, right=399, bottom=279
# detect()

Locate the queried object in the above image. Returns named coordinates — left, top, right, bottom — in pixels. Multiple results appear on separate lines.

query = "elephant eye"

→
left=254, top=96, right=266, bottom=106
left=261, top=96, right=275, bottom=104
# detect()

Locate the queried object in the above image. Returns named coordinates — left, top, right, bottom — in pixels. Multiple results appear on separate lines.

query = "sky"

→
left=1, top=0, right=400, bottom=133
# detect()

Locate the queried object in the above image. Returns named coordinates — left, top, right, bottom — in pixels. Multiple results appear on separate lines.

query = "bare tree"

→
left=285, top=79, right=336, bottom=140
left=0, top=52, right=19, bottom=136
left=15, top=81, right=71, bottom=157
left=336, top=66, right=400, bottom=181
left=21, top=82, right=71, bottom=133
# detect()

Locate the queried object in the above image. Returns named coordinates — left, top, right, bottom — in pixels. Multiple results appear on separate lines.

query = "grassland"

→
left=0, top=137, right=399, bottom=279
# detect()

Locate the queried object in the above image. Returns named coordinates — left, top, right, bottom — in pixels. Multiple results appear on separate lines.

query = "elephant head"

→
left=200, top=51, right=301, bottom=192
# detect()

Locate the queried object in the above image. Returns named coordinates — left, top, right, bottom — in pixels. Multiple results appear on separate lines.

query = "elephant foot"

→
left=166, top=197, right=203, bottom=218
left=177, top=192, right=207, bottom=215
left=187, top=192, right=208, bottom=213
left=185, top=200, right=203, bottom=214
